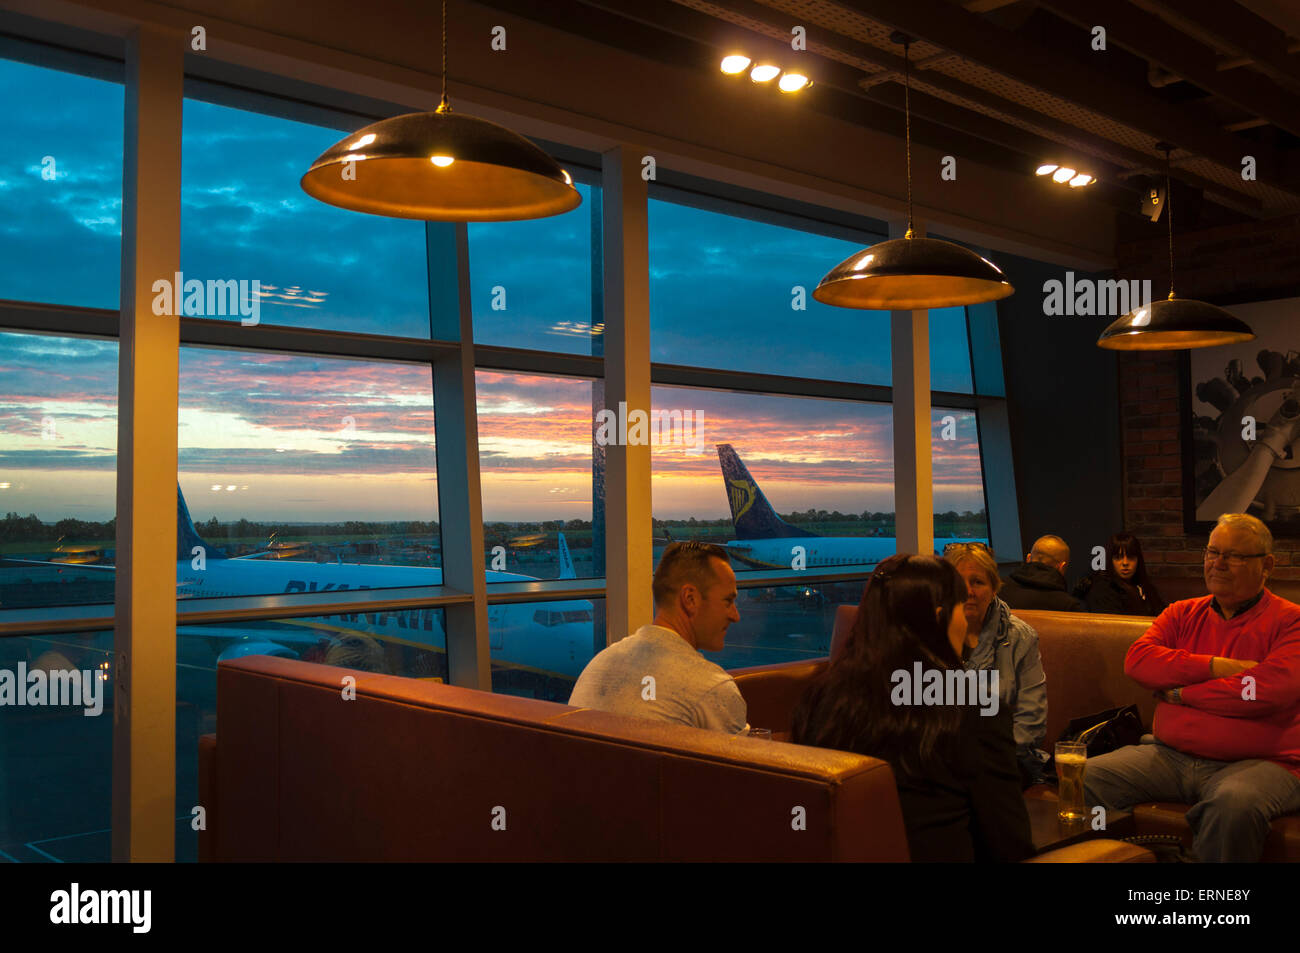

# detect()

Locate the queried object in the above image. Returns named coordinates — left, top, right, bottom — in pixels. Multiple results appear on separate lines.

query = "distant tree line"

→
left=1, top=512, right=117, bottom=543
left=3, top=508, right=986, bottom=547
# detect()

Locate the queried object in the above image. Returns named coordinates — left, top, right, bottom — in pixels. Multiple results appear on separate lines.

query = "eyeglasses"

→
left=1202, top=548, right=1267, bottom=566
left=943, top=541, right=992, bottom=556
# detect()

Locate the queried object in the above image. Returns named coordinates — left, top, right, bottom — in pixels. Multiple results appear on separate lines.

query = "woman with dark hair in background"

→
left=792, top=554, right=1034, bottom=862
left=1072, top=532, right=1166, bottom=616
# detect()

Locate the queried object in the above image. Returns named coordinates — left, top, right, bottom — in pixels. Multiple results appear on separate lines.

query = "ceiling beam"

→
left=478, top=0, right=1046, bottom=182
left=829, top=0, right=1300, bottom=197
left=1039, top=0, right=1300, bottom=137
left=1143, top=0, right=1300, bottom=91
left=701, top=0, right=1262, bottom=210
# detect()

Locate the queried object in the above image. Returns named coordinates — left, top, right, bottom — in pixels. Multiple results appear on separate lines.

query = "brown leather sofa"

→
left=732, top=603, right=1300, bottom=861
left=198, top=654, right=1149, bottom=861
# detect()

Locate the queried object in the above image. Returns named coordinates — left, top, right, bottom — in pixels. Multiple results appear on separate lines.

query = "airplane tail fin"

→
left=557, top=532, right=576, bottom=579
left=716, top=444, right=817, bottom=540
left=178, top=485, right=226, bottom=561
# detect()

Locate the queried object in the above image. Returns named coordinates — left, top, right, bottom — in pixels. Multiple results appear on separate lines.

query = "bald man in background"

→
left=999, top=535, right=1084, bottom=612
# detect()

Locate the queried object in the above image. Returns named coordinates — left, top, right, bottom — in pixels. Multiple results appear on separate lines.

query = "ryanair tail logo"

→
left=728, top=478, right=756, bottom=522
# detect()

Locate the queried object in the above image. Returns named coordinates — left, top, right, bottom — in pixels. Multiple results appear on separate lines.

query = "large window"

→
left=0, top=631, right=113, bottom=862
left=489, top=597, right=601, bottom=702
left=476, top=370, right=599, bottom=580
left=648, top=196, right=974, bottom=390
left=469, top=180, right=601, bottom=353
left=0, top=332, right=117, bottom=609
left=0, top=57, right=122, bottom=308
left=647, top=193, right=995, bottom=669
left=181, top=98, right=430, bottom=337
left=178, top=347, right=439, bottom=598
left=0, top=37, right=1016, bottom=863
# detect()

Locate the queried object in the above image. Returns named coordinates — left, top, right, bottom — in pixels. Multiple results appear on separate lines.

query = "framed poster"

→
left=1185, top=296, right=1300, bottom=535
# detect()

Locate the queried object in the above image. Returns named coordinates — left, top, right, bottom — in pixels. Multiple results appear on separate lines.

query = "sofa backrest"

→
left=204, top=654, right=911, bottom=862
left=1155, top=574, right=1300, bottom=605
left=1011, top=609, right=1155, bottom=746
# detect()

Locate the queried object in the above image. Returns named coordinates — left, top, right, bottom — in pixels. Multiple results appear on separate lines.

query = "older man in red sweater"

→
left=1083, top=513, right=1300, bottom=862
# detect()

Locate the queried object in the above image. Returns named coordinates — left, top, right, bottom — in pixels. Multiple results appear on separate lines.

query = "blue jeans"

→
left=1083, top=740, right=1300, bottom=862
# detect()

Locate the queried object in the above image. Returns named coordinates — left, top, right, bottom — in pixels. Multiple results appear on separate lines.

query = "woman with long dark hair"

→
left=1073, top=532, right=1166, bottom=616
left=792, top=553, right=1034, bottom=862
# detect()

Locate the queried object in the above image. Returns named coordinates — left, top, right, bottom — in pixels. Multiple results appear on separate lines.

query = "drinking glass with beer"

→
left=1054, top=741, right=1087, bottom=822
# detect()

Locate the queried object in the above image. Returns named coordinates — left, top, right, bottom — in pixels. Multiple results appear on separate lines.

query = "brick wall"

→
left=1117, top=212, right=1300, bottom=304
left=1116, top=212, right=1300, bottom=583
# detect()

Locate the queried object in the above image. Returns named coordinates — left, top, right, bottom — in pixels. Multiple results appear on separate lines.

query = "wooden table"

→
left=1025, top=790, right=1134, bottom=854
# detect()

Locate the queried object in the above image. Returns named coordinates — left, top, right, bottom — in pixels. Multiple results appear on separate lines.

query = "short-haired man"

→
left=568, top=541, right=748, bottom=733
left=998, top=534, right=1084, bottom=612
left=1084, top=513, right=1300, bottom=862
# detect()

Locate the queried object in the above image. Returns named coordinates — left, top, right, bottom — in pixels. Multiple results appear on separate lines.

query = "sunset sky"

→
left=0, top=57, right=988, bottom=526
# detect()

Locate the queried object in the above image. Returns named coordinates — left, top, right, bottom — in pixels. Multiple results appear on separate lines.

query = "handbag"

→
left=1061, top=704, right=1144, bottom=757
left=1042, top=705, right=1145, bottom=780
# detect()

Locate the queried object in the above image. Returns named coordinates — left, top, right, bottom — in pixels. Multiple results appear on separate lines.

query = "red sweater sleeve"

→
left=1124, top=603, right=1216, bottom=690
left=1180, top=613, right=1300, bottom=717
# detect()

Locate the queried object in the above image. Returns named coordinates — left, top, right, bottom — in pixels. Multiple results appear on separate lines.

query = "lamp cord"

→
left=904, top=39, right=913, bottom=239
left=438, top=0, right=450, bottom=113
left=1165, top=147, right=1174, bottom=299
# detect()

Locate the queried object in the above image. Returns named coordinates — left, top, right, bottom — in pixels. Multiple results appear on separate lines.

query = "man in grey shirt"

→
left=568, top=541, right=748, bottom=733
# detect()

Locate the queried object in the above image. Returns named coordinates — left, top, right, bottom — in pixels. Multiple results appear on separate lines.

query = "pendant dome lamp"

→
left=1097, top=144, right=1253, bottom=350
left=814, top=32, right=1014, bottom=310
left=301, top=1, right=581, bottom=221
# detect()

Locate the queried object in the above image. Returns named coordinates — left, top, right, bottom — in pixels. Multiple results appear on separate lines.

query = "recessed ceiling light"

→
left=1052, top=166, right=1077, bottom=183
left=1068, top=173, right=1094, bottom=187
left=721, top=54, right=751, bottom=74
left=430, top=155, right=455, bottom=167
left=750, top=64, right=781, bottom=83
left=778, top=72, right=811, bottom=92
left=1035, top=163, right=1058, bottom=176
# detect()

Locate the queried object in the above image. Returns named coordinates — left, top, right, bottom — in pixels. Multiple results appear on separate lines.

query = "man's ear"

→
left=1264, top=554, right=1276, bottom=579
left=679, top=583, right=699, bottom=615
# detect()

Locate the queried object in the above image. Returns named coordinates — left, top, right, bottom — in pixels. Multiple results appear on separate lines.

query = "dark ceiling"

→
left=478, top=0, right=1300, bottom=233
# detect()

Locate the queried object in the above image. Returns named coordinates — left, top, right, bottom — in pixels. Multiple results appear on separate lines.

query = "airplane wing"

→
left=0, top=557, right=115, bottom=571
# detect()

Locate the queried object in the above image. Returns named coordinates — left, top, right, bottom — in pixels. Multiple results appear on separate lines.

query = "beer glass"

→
left=1055, top=741, right=1087, bottom=822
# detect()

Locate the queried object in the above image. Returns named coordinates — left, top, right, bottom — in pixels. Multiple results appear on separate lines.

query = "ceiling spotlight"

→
left=721, top=54, right=751, bottom=74
left=1052, top=166, right=1077, bottom=184
left=1068, top=173, right=1094, bottom=188
left=750, top=64, right=781, bottom=83
left=1035, top=163, right=1058, bottom=176
left=778, top=72, right=812, bottom=92
left=430, top=155, right=455, bottom=167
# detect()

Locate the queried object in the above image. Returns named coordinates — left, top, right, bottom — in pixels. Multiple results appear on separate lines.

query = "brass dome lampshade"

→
left=814, top=33, right=1013, bottom=310
left=301, top=1, right=580, bottom=222
left=1098, top=144, right=1253, bottom=350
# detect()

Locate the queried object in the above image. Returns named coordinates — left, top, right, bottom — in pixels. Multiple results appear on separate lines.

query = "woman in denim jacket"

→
left=944, top=542, right=1049, bottom=787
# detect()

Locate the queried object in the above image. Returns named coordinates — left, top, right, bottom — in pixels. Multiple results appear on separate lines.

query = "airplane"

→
left=715, top=444, right=988, bottom=570
left=171, top=488, right=596, bottom=679
left=4, top=487, right=598, bottom=683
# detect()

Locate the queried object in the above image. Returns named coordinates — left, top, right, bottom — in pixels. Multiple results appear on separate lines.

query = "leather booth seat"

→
left=731, top=603, right=1300, bottom=861
left=198, top=654, right=1149, bottom=862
